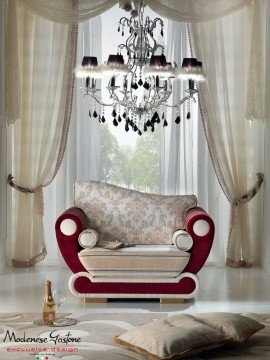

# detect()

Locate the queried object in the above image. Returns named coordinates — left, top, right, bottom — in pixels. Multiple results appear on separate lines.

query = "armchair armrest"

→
left=183, top=207, right=215, bottom=274
left=55, top=207, right=87, bottom=273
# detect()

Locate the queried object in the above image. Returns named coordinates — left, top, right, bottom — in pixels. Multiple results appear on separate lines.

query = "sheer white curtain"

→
left=6, top=0, right=77, bottom=267
left=190, top=1, right=265, bottom=267
left=162, top=21, right=227, bottom=266
left=43, top=17, right=102, bottom=264
left=161, top=21, right=196, bottom=196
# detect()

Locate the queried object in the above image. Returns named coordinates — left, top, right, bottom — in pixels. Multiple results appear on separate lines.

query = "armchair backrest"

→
left=74, top=181, right=197, bottom=245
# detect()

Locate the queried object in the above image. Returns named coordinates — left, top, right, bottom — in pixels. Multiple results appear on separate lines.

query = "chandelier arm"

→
left=108, top=89, right=121, bottom=104
left=149, top=18, right=164, bottom=32
left=86, top=94, right=114, bottom=107
left=148, top=91, right=172, bottom=110
left=165, top=95, right=194, bottom=109
left=125, top=31, right=135, bottom=52
left=143, top=79, right=153, bottom=107
left=129, top=64, right=138, bottom=103
left=119, top=17, right=130, bottom=26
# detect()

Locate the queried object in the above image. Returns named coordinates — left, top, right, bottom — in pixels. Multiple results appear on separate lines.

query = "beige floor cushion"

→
left=114, top=313, right=264, bottom=360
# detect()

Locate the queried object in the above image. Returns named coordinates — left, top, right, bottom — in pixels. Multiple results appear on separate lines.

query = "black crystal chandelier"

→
left=75, top=1, right=205, bottom=135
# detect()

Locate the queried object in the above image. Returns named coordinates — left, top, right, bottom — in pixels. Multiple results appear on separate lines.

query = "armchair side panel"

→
left=183, top=207, right=215, bottom=274
left=55, top=207, right=87, bottom=274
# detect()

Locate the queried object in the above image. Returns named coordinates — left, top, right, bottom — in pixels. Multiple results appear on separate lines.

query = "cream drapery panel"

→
left=6, top=1, right=77, bottom=266
left=189, top=1, right=265, bottom=267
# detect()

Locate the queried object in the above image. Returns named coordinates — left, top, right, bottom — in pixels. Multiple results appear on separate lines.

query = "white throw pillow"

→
left=60, top=219, right=77, bottom=236
left=193, top=219, right=210, bottom=236
left=172, top=230, right=193, bottom=251
left=79, top=229, right=99, bottom=249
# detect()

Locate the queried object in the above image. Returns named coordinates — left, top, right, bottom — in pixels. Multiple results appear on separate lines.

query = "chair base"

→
left=69, top=272, right=199, bottom=300
left=160, top=298, right=186, bottom=304
left=83, top=297, right=108, bottom=303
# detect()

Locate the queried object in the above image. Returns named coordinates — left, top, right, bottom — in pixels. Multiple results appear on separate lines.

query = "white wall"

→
left=262, top=0, right=270, bottom=274
left=0, top=0, right=7, bottom=273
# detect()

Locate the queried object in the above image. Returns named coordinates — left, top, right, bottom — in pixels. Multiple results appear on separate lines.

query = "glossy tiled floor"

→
left=0, top=265, right=269, bottom=314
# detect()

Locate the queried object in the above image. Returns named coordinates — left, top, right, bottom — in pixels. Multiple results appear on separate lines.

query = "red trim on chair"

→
left=55, top=207, right=87, bottom=273
left=183, top=207, right=215, bottom=274
left=74, top=276, right=196, bottom=296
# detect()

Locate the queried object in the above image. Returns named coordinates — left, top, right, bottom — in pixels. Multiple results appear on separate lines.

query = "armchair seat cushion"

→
left=78, top=245, right=190, bottom=283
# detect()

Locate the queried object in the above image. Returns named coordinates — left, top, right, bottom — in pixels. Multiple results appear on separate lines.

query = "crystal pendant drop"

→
left=113, top=118, right=118, bottom=126
left=122, top=112, right=127, bottom=119
left=101, top=115, right=106, bottom=123
left=175, top=116, right=181, bottom=124
left=125, top=122, right=129, bottom=132
left=117, top=115, right=122, bottom=123
left=132, top=82, right=138, bottom=90
left=187, top=111, right=191, bottom=119
left=112, top=109, right=117, bottom=117
left=161, top=29, right=164, bottom=36
left=138, top=129, right=142, bottom=136
left=163, top=119, right=168, bottom=127
left=93, top=110, right=98, bottom=118
left=143, top=81, right=149, bottom=90
left=138, top=79, right=143, bottom=86
left=134, top=124, right=138, bottom=132
left=89, top=110, right=91, bottom=117
left=144, top=123, right=147, bottom=132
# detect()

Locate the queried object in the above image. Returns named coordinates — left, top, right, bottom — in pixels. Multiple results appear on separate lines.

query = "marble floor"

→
left=0, top=265, right=269, bottom=314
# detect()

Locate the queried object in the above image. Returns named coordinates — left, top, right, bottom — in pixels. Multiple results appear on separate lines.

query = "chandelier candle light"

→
left=75, top=1, right=205, bottom=135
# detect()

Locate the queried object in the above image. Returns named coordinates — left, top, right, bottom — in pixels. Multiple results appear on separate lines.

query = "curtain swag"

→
left=16, top=0, right=252, bottom=24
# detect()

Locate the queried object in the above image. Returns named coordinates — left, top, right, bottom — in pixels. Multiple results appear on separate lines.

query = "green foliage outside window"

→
left=99, top=123, right=160, bottom=194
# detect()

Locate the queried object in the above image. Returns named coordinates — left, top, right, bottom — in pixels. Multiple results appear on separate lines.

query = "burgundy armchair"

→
left=55, top=181, right=214, bottom=302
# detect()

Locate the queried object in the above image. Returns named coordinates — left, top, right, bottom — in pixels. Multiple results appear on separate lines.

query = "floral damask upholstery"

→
left=73, top=181, right=197, bottom=245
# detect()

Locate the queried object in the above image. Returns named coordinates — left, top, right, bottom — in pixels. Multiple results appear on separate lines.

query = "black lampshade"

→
left=150, top=54, right=167, bottom=68
left=82, top=56, right=98, bottom=67
left=107, top=54, right=125, bottom=66
left=181, top=57, right=198, bottom=68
